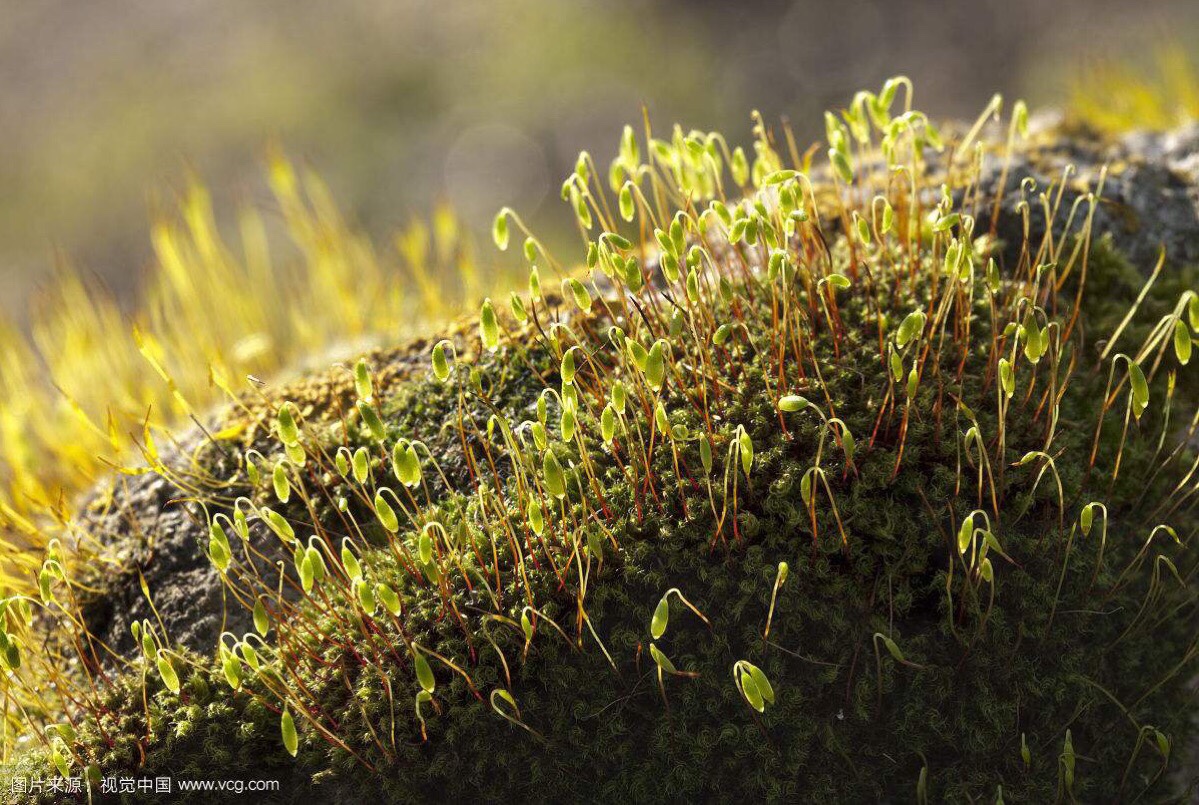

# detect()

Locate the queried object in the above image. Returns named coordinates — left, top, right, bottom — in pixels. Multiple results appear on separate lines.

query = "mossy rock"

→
left=25, top=118, right=1199, bottom=804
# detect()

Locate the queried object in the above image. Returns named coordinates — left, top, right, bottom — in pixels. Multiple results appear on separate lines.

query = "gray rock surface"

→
left=77, top=447, right=255, bottom=659
left=986, top=122, right=1199, bottom=273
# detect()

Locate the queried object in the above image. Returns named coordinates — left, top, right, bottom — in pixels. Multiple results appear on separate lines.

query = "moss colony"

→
left=6, top=82, right=1199, bottom=802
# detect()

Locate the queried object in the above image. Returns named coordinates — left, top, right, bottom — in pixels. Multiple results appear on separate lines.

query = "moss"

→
left=7, top=656, right=296, bottom=803
left=13, top=91, right=1199, bottom=803
left=25, top=241, right=1196, bottom=804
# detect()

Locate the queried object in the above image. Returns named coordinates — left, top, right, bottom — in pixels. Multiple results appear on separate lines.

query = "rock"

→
left=78, top=465, right=237, bottom=658
left=982, top=123, right=1199, bottom=274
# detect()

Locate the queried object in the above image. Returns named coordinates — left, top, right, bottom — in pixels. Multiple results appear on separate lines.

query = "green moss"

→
left=29, top=241, right=1196, bottom=803
left=16, top=91, right=1199, bottom=803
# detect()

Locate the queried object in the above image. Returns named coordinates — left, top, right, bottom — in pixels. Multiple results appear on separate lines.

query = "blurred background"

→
left=1, top=0, right=1197, bottom=317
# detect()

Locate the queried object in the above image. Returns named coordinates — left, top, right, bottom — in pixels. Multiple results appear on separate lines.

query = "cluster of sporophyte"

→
left=0, top=153, right=494, bottom=595
left=1069, top=44, right=1199, bottom=134
left=5, top=78, right=1199, bottom=802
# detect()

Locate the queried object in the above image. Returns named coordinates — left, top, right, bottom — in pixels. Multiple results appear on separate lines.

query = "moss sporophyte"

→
left=2, top=78, right=1198, bottom=801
